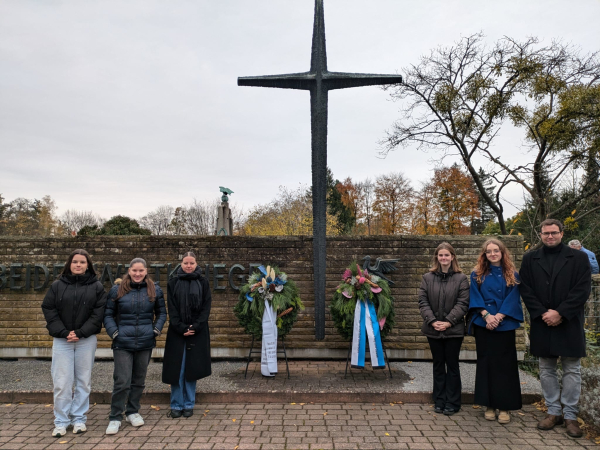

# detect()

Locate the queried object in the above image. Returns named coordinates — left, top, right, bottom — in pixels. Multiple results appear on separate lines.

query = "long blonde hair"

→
left=429, top=242, right=462, bottom=273
left=473, top=239, right=519, bottom=287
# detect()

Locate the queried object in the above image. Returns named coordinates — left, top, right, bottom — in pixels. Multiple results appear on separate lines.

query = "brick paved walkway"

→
left=0, top=402, right=597, bottom=449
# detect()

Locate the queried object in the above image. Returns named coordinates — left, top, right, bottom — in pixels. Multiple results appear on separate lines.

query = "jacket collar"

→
left=531, top=243, right=574, bottom=278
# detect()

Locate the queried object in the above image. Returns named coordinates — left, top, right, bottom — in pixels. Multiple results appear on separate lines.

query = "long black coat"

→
left=520, top=244, right=591, bottom=357
left=162, top=275, right=212, bottom=384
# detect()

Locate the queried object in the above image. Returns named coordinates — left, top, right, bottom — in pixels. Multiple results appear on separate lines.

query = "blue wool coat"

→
left=468, top=266, right=523, bottom=334
left=581, top=247, right=599, bottom=274
left=104, top=282, right=167, bottom=352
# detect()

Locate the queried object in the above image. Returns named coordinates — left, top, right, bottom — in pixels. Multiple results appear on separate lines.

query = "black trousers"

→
left=474, top=327, right=522, bottom=411
left=427, top=337, right=463, bottom=410
left=110, top=349, right=152, bottom=421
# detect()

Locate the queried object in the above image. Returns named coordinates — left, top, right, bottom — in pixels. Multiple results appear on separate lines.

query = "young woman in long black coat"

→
left=162, top=252, right=212, bottom=418
left=418, top=242, right=470, bottom=416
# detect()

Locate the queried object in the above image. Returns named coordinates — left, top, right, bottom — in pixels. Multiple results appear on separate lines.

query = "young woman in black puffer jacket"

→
left=103, top=257, right=166, bottom=435
left=418, top=242, right=470, bottom=416
left=42, top=249, right=107, bottom=438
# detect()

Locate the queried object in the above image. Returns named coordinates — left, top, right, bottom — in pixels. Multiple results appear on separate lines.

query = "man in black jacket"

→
left=520, top=219, right=591, bottom=438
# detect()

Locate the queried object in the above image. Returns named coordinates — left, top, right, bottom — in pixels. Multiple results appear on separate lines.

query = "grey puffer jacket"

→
left=418, top=270, right=470, bottom=339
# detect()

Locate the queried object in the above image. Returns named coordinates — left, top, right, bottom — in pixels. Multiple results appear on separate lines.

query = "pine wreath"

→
left=330, top=261, right=395, bottom=340
left=234, top=265, right=304, bottom=339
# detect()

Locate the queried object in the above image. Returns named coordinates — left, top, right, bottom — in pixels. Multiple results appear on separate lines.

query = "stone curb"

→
left=0, top=390, right=541, bottom=404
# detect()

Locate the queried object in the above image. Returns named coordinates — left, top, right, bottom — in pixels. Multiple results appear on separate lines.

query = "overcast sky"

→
left=1, top=0, right=599, bottom=220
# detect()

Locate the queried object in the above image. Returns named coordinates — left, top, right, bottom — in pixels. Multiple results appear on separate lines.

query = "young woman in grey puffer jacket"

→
left=418, top=242, right=470, bottom=416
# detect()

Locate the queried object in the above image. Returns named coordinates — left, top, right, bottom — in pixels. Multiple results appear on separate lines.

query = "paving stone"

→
left=0, top=404, right=595, bottom=449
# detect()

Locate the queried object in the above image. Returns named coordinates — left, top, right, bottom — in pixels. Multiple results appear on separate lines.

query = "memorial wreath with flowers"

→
left=330, top=261, right=395, bottom=369
left=235, top=265, right=303, bottom=377
left=234, top=265, right=304, bottom=339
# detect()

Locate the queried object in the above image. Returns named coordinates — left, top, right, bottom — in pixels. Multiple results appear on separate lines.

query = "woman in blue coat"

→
left=469, top=239, right=523, bottom=424
left=103, top=258, right=167, bottom=435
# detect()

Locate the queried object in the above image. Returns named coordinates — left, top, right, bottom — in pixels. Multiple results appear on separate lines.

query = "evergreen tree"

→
left=325, top=168, right=355, bottom=234
left=471, top=168, right=496, bottom=234
left=78, top=215, right=151, bottom=236
left=309, top=167, right=356, bottom=234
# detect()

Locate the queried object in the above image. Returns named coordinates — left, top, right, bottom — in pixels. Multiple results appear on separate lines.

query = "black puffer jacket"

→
left=104, top=281, right=167, bottom=351
left=418, top=271, right=470, bottom=339
left=42, top=273, right=107, bottom=339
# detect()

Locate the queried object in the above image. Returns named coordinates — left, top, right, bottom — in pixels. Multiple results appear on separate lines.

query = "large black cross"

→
left=238, top=0, right=402, bottom=340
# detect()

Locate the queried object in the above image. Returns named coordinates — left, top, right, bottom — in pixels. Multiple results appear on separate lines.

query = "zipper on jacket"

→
left=72, top=282, right=78, bottom=330
left=439, top=275, right=449, bottom=337
left=135, top=288, right=140, bottom=349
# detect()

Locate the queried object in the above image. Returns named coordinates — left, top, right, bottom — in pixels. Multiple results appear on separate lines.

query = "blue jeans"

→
left=51, top=335, right=97, bottom=427
left=170, top=345, right=197, bottom=410
left=539, top=356, right=581, bottom=420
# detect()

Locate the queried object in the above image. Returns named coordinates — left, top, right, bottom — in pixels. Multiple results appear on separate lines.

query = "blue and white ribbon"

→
left=351, top=299, right=385, bottom=369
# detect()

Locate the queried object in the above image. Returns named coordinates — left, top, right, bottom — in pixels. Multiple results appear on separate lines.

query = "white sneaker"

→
left=126, top=413, right=144, bottom=427
left=105, top=420, right=121, bottom=435
left=72, top=422, right=87, bottom=434
left=52, top=426, right=67, bottom=437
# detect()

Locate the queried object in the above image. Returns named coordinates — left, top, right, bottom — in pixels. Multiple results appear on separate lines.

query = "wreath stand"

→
left=344, top=338, right=393, bottom=379
left=244, top=335, right=290, bottom=379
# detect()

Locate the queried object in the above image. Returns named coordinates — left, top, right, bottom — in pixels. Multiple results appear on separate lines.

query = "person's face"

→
left=181, top=256, right=197, bottom=274
left=569, top=244, right=582, bottom=250
left=540, top=225, right=563, bottom=248
left=70, top=254, right=88, bottom=275
left=485, top=243, right=502, bottom=266
left=437, top=249, right=454, bottom=268
left=129, top=263, right=147, bottom=283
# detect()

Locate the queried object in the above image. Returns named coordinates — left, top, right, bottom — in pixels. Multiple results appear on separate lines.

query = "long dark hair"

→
left=429, top=242, right=462, bottom=273
left=473, top=238, right=519, bottom=287
left=117, top=257, right=156, bottom=301
left=62, top=249, right=96, bottom=276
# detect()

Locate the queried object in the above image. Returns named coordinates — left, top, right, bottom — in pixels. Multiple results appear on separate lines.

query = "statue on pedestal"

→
left=216, top=187, right=234, bottom=236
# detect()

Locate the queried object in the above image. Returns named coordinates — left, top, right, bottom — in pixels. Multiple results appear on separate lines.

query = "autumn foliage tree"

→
left=372, top=172, right=414, bottom=235
left=431, top=164, right=480, bottom=234
left=0, top=195, right=60, bottom=236
left=325, top=168, right=483, bottom=236
left=241, top=186, right=340, bottom=236
left=411, top=181, right=441, bottom=235
left=336, top=177, right=360, bottom=221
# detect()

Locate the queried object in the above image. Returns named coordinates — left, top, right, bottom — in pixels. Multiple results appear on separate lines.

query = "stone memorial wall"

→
left=0, top=235, right=525, bottom=360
